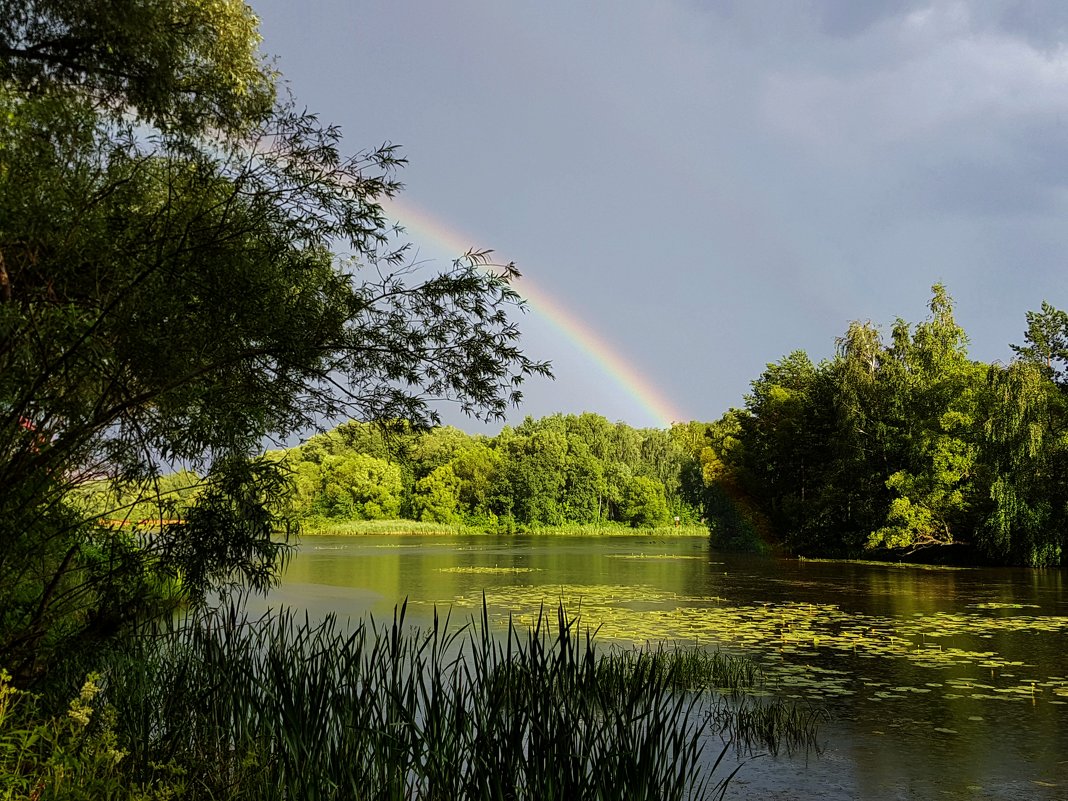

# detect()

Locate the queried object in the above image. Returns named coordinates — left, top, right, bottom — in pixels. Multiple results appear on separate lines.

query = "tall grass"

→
left=518, top=522, right=709, bottom=537
left=707, top=696, right=826, bottom=757
left=22, top=601, right=823, bottom=799
left=89, top=603, right=731, bottom=800
left=597, top=644, right=824, bottom=758
left=598, top=646, right=765, bottom=696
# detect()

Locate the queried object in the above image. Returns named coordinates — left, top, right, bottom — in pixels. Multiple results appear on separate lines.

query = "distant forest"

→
left=102, top=285, right=1068, bottom=566
left=272, top=414, right=703, bottom=531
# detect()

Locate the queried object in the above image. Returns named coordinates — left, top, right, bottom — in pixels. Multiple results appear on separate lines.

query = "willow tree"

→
left=981, top=304, right=1068, bottom=565
left=0, top=0, right=548, bottom=677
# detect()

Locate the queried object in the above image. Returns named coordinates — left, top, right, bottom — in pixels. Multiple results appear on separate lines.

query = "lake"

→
left=261, top=533, right=1068, bottom=800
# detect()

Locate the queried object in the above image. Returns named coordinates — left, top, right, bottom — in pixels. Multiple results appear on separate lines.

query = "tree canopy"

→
left=696, top=285, right=1068, bottom=566
left=0, top=0, right=548, bottom=677
left=277, top=413, right=698, bottom=533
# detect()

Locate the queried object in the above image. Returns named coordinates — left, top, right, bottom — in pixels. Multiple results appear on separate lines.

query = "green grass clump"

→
left=85, top=602, right=739, bottom=800
left=707, top=697, right=826, bottom=757
left=301, top=517, right=479, bottom=535
left=598, top=646, right=764, bottom=697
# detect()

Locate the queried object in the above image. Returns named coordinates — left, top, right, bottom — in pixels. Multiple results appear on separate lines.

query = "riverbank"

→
left=299, top=518, right=709, bottom=537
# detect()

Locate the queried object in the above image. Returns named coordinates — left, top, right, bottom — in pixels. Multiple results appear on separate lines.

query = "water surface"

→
left=263, top=533, right=1068, bottom=800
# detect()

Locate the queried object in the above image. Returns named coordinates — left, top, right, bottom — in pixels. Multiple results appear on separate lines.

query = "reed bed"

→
left=301, top=518, right=479, bottom=536
left=517, top=523, right=709, bottom=537
left=66, top=602, right=822, bottom=799
left=91, top=603, right=723, bottom=800
left=707, top=697, right=827, bottom=757
left=597, top=646, right=766, bottom=695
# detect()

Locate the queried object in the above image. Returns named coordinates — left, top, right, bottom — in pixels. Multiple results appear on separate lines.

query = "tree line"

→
left=269, top=414, right=703, bottom=531
left=694, top=285, right=1068, bottom=567
left=117, top=282, right=1068, bottom=567
left=80, top=285, right=1068, bottom=569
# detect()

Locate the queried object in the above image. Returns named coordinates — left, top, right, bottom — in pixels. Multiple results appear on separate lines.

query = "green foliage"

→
left=319, top=453, right=403, bottom=520
left=0, top=0, right=275, bottom=136
left=621, top=476, right=670, bottom=527
left=709, top=285, right=1068, bottom=565
left=74, top=603, right=750, bottom=800
left=0, top=0, right=548, bottom=677
left=412, top=464, right=461, bottom=523
left=0, top=669, right=181, bottom=800
left=864, top=291, right=986, bottom=552
left=450, top=441, right=500, bottom=522
left=497, top=424, right=568, bottom=525
left=980, top=361, right=1068, bottom=565
left=276, top=414, right=706, bottom=533
left=1010, top=301, right=1068, bottom=382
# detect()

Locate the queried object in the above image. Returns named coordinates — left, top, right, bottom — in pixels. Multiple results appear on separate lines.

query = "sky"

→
left=252, top=0, right=1068, bottom=431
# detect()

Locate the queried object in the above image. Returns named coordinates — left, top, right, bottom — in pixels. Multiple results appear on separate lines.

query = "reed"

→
left=517, top=522, right=709, bottom=537
left=595, top=645, right=822, bottom=757
left=706, top=696, right=827, bottom=757
left=592, top=646, right=756, bottom=702
left=301, top=518, right=479, bottom=535
left=41, top=601, right=823, bottom=799
left=90, top=602, right=722, bottom=799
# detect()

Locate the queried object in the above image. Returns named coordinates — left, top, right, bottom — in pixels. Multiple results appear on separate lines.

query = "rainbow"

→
left=383, top=198, right=688, bottom=428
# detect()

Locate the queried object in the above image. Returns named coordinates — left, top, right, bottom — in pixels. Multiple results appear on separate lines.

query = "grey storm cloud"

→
left=253, top=0, right=1068, bottom=426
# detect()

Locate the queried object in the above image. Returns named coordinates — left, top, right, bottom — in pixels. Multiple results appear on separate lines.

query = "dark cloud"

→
left=900, top=156, right=1055, bottom=217
left=812, top=0, right=921, bottom=38
left=252, top=0, right=1068, bottom=424
left=995, top=1, right=1068, bottom=50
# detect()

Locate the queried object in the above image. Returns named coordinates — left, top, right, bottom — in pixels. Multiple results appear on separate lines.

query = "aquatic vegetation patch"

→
left=438, top=566, right=539, bottom=574
left=608, top=555, right=711, bottom=561
left=434, top=583, right=1068, bottom=709
left=796, top=557, right=971, bottom=571
left=705, top=695, right=826, bottom=757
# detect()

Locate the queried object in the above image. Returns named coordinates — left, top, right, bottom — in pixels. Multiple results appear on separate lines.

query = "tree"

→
left=0, top=0, right=548, bottom=677
left=409, top=427, right=475, bottom=479
left=0, top=0, right=276, bottom=137
left=868, top=286, right=987, bottom=552
left=494, top=425, right=568, bottom=526
left=620, top=476, right=669, bottom=527
left=1010, top=301, right=1068, bottom=382
left=726, top=286, right=1009, bottom=559
left=982, top=345, right=1068, bottom=565
left=638, top=429, right=689, bottom=515
left=412, top=464, right=461, bottom=524
left=738, top=350, right=831, bottom=547
left=560, top=438, right=604, bottom=523
left=683, top=413, right=771, bottom=551
left=319, top=453, right=402, bottom=520
left=450, top=440, right=499, bottom=523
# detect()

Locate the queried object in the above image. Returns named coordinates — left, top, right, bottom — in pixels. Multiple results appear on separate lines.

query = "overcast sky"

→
left=252, top=0, right=1068, bottom=430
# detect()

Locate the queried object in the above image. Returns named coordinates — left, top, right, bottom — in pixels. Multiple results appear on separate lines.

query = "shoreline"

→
left=297, top=519, right=710, bottom=537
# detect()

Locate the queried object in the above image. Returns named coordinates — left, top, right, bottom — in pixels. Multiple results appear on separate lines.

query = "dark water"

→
left=262, top=533, right=1068, bottom=800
